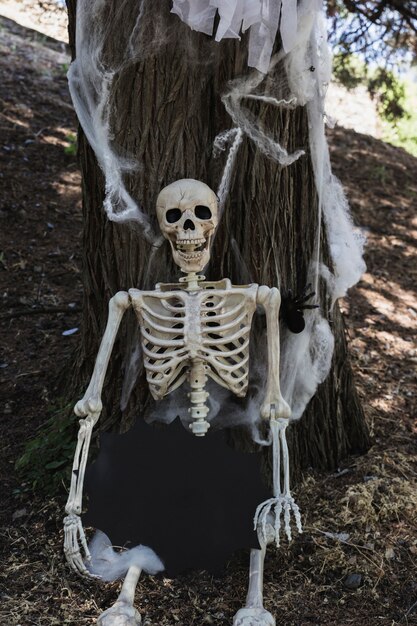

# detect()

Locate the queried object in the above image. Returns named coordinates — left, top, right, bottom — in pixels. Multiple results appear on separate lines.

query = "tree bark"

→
left=65, top=0, right=370, bottom=474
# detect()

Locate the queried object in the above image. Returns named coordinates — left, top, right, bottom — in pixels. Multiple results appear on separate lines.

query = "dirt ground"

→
left=0, top=5, right=416, bottom=626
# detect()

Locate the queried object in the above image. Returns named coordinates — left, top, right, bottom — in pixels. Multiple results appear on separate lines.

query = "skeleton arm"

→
left=64, top=291, right=131, bottom=577
left=74, top=291, right=131, bottom=417
left=254, top=286, right=302, bottom=547
left=256, top=286, right=291, bottom=420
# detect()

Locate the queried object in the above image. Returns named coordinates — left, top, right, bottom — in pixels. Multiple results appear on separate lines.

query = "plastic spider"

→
left=280, top=283, right=319, bottom=334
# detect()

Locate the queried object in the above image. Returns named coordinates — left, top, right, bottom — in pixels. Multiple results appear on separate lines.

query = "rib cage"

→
left=129, top=281, right=258, bottom=401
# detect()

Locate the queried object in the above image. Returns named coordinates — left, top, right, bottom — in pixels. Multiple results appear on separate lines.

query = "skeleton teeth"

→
left=176, top=238, right=207, bottom=253
left=177, top=250, right=204, bottom=259
left=177, top=238, right=206, bottom=246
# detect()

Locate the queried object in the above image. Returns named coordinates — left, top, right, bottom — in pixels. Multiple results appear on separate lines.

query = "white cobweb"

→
left=67, top=0, right=160, bottom=244
left=69, top=0, right=365, bottom=424
left=69, top=0, right=367, bottom=582
left=210, top=0, right=365, bottom=421
left=86, top=530, right=164, bottom=581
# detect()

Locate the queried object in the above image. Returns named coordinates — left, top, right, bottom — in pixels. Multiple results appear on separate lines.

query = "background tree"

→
left=327, top=1, right=417, bottom=122
left=327, top=0, right=417, bottom=64
left=63, top=0, right=370, bottom=478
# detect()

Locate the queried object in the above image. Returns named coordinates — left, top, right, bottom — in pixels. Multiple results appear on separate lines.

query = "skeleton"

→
left=64, top=179, right=302, bottom=626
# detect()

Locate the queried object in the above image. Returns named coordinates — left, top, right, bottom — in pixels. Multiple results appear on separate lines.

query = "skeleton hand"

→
left=63, top=513, right=97, bottom=578
left=254, top=495, right=302, bottom=547
left=254, top=418, right=302, bottom=547
left=74, top=394, right=102, bottom=417
left=280, top=283, right=318, bottom=333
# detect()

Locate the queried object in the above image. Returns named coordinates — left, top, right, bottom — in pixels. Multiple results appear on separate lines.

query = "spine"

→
left=188, top=360, right=210, bottom=436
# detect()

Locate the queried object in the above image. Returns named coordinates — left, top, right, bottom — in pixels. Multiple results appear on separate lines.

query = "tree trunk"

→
left=65, top=0, right=370, bottom=475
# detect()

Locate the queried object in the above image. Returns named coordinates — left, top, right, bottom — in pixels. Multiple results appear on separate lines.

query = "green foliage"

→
left=15, top=402, right=77, bottom=494
left=334, top=53, right=408, bottom=124
left=333, top=46, right=417, bottom=156
left=380, top=79, right=417, bottom=157
left=333, top=52, right=367, bottom=90
left=327, top=1, right=417, bottom=70
left=64, top=132, right=77, bottom=156
left=369, top=164, right=389, bottom=185
left=368, top=69, right=407, bottom=122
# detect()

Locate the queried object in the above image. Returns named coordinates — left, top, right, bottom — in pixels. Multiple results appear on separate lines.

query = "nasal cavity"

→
left=184, top=219, right=195, bottom=231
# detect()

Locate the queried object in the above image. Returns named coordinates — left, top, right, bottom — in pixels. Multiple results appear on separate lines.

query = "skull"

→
left=156, top=179, right=218, bottom=273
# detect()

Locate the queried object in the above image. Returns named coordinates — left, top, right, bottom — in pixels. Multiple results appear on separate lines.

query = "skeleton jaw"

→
left=170, top=235, right=212, bottom=273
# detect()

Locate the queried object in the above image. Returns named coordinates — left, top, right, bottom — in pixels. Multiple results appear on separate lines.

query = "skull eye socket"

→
left=195, top=205, right=212, bottom=220
left=166, top=208, right=182, bottom=223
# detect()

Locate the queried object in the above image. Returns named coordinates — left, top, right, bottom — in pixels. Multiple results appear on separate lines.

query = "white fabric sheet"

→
left=171, top=0, right=299, bottom=73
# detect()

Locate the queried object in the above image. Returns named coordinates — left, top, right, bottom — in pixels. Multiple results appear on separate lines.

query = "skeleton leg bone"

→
left=97, top=565, right=142, bottom=626
left=233, top=546, right=275, bottom=626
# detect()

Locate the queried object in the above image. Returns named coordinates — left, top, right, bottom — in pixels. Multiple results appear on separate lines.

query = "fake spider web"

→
left=68, top=0, right=365, bottom=427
